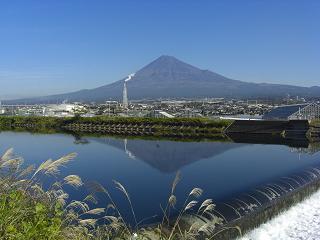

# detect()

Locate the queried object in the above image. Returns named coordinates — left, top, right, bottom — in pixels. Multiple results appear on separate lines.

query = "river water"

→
left=0, top=131, right=319, bottom=227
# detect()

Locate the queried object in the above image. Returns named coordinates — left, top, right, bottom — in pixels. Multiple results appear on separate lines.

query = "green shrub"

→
left=0, top=190, right=64, bottom=240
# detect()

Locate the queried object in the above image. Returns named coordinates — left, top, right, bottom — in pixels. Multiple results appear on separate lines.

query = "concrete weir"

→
left=177, top=166, right=320, bottom=240
left=224, top=119, right=309, bottom=139
left=239, top=187, right=320, bottom=239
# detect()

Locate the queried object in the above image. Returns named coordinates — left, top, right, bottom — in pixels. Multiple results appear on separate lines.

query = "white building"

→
left=0, top=101, right=5, bottom=114
left=43, top=104, right=86, bottom=117
left=146, top=110, right=174, bottom=118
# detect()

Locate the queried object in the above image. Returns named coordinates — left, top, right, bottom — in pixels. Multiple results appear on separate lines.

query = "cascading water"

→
left=238, top=188, right=320, bottom=240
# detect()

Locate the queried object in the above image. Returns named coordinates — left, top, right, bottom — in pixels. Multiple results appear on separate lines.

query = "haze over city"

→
left=0, top=0, right=319, bottom=99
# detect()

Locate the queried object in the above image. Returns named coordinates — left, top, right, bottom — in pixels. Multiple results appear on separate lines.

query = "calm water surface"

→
left=0, top=131, right=319, bottom=223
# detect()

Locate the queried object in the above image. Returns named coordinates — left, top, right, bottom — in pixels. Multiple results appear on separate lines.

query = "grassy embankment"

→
left=310, top=119, right=320, bottom=127
left=0, top=116, right=64, bottom=133
left=308, top=120, right=320, bottom=141
left=0, top=116, right=232, bottom=139
left=0, top=149, right=240, bottom=240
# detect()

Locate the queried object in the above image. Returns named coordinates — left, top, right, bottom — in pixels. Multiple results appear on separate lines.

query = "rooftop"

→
left=263, top=104, right=311, bottom=119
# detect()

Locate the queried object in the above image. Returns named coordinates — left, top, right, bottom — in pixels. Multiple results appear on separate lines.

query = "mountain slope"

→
left=7, top=55, right=320, bottom=103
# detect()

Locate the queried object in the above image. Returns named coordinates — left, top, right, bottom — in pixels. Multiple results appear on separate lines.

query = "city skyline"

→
left=0, top=0, right=319, bottom=99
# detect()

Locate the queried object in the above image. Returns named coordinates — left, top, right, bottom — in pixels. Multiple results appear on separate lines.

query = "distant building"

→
left=263, top=103, right=320, bottom=120
left=219, top=114, right=262, bottom=120
left=146, top=110, right=174, bottom=118
left=44, top=104, right=86, bottom=117
left=0, top=101, right=5, bottom=114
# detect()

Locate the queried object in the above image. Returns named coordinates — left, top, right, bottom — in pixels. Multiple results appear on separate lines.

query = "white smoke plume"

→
left=124, top=73, right=135, bottom=82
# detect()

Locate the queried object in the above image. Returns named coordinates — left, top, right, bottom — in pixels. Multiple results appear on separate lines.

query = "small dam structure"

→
left=180, top=164, right=320, bottom=240
left=224, top=119, right=309, bottom=140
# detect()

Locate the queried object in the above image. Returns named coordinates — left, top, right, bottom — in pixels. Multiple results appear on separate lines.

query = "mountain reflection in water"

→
left=91, top=138, right=246, bottom=172
left=86, top=134, right=318, bottom=173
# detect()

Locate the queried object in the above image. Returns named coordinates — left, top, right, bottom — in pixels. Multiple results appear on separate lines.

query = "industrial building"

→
left=263, top=103, right=320, bottom=120
left=0, top=101, right=5, bottom=114
left=145, top=110, right=174, bottom=118
left=43, top=104, right=86, bottom=117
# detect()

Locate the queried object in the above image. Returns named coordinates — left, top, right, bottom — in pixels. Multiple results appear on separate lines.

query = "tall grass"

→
left=0, top=149, right=240, bottom=240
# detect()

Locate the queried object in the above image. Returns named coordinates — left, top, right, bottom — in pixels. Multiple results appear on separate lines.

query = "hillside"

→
left=6, top=55, right=320, bottom=103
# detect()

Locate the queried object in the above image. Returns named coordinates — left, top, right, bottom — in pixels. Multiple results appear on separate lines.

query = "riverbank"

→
left=0, top=149, right=237, bottom=240
left=1, top=116, right=318, bottom=140
left=0, top=116, right=231, bottom=138
left=1, top=127, right=320, bottom=239
left=3, top=147, right=320, bottom=240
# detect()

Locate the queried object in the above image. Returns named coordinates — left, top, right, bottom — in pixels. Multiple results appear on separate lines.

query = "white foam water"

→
left=238, top=188, right=320, bottom=240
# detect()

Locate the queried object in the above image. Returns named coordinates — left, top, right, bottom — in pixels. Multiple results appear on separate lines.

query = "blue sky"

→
left=0, top=0, right=319, bottom=99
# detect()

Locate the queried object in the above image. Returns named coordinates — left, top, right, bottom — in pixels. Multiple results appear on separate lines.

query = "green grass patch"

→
left=0, top=190, right=64, bottom=240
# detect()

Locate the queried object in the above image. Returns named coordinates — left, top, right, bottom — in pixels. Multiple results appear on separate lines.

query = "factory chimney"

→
left=122, top=73, right=135, bottom=109
left=122, top=81, right=128, bottom=109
